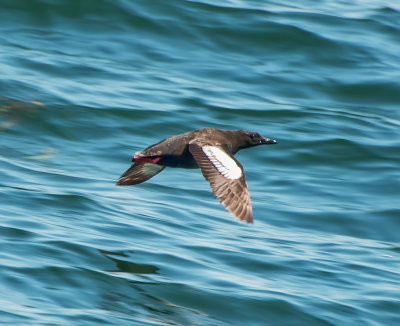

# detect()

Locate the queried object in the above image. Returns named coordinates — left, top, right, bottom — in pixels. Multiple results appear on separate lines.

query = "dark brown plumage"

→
left=117, top=128, right=277, bottom=223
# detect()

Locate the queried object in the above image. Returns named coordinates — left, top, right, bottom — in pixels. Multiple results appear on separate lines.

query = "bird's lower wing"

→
left=116, top=162, right=165, bottom=185
left=189, top=143, right=253, bottom=223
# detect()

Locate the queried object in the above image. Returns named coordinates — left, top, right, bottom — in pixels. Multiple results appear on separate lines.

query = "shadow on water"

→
left=97, top=249, right=224, bottom=325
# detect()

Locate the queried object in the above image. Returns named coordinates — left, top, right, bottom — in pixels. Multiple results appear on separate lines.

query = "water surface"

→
left=1, top=1, right=400, bottom=325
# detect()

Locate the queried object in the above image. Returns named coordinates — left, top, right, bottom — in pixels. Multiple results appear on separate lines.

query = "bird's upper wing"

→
left=116, top=162, right=165, bottom=185
left=189, top=142, right=253, bottom=223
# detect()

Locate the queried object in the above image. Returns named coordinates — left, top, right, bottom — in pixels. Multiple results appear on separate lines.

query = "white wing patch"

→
left=202, top=146, right=242, bottom=180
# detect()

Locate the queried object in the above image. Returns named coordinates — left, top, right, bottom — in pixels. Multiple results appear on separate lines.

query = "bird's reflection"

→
left=0, top=96, right=43, bottom=130
left=96, top=250, right=220, bottom=325
left=99, top=249, right=159, bottom=274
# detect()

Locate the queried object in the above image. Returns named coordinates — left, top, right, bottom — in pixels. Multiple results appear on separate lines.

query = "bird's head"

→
left=239, top=130, right=277, bottom=148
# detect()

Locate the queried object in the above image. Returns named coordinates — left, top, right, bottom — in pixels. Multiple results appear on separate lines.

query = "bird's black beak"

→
left=261, top=137, right=277, bottom=144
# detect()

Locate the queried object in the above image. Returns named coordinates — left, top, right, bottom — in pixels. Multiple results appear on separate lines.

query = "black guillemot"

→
left=117, top=128, right=277, bottom=223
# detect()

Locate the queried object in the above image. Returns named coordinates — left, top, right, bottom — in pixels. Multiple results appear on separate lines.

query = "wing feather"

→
left=116, top=162, right=165, bottom=185
left=189, top=143, right=253, bottom=223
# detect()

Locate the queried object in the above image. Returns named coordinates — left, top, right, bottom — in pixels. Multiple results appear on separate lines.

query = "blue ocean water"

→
left=1, top=0, right=400, bottom=325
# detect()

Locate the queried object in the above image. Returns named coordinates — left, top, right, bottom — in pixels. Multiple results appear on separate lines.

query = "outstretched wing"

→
left=116, top=162, right=165, bottom=185
left=189, top=143, right=253, bottom=223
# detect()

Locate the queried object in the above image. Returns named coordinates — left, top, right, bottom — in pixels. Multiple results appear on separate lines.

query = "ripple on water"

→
left=1, top=0, right=400, bottom=325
